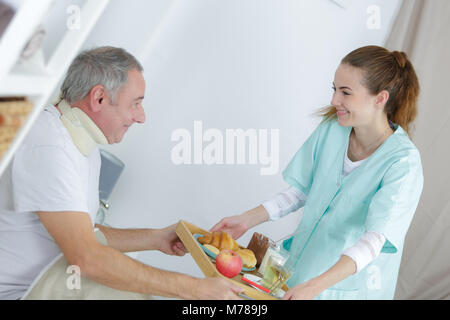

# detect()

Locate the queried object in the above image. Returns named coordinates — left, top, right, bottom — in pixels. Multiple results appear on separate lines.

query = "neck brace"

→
left=57, top=99, right=108, bottom=156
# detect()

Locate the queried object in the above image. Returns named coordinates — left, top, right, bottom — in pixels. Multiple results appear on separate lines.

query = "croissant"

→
left=198, top=231, right=240, bottom=251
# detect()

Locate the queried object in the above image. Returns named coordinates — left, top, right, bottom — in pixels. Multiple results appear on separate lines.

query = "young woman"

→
left=210, top=45, right=423, bottom=300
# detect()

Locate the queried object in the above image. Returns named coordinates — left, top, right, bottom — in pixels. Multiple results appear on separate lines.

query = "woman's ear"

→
left=375, top=90, right=389, bottom=109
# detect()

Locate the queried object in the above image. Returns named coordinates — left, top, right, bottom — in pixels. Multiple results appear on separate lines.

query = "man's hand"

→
left=192, top=277, right=244, bottom=300
left=158, top=223, right=187, bottom=256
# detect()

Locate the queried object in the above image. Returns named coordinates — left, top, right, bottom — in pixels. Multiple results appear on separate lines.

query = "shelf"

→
left=0, top=0, right=54, bottom=81
left=0, top=0, right=110, bottom=178
left=0, top=72, right=52, bottom=96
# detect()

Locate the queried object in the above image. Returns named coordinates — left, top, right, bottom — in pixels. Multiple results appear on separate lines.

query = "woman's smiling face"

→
left=331, top=63, right=383, bottom=128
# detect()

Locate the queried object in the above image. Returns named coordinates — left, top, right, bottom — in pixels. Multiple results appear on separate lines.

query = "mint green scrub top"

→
left=282, top=117, right=424, bottom=300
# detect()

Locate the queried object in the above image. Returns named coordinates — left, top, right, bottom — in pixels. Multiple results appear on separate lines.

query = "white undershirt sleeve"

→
left=341, top=231, right=386, bottom=273
left=262, top=186, right=307, bottom=221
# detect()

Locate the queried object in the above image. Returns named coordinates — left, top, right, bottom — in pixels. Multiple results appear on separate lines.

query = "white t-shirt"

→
left=0, top=105, right=101, bottom=300
left=342, top=146, right=367, bottom=177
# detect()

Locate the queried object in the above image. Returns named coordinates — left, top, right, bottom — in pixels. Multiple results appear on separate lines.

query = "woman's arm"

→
left=283, top=230, right=386, bottom=299
left=211, top=186, right=306, bottom=239
left=283, top=255, right=356, bottom=300
left=262, top=186, right=307, bottom=221
left=210, top=205, right=270, bottom=239
left=312, top=255, right=357, bottom=291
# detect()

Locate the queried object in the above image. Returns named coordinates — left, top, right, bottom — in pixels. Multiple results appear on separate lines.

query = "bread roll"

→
left=236, top=249, right=257, bottom=268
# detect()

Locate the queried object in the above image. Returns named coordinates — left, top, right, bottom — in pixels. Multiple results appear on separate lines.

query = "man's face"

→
left=99, top=69, right=146, bottom=143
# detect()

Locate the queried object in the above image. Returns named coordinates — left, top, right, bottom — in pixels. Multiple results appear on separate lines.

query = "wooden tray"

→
left=175, top=220, right=282, bottom=300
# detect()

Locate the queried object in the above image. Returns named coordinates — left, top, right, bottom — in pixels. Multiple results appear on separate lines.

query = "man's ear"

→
left=89, top=85, right=107, bottom=113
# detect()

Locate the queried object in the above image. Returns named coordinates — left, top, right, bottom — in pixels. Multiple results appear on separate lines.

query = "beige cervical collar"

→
left=56, top=99, right=108, bottom=156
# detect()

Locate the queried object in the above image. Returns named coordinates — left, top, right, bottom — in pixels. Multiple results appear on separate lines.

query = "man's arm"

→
left=93, top=223, right=184, bottom=254
left=37, top=211, right=243, bottom=299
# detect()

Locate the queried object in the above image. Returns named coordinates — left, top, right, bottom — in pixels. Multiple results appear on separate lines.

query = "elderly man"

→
left=0, top=46, right=243, bottom=300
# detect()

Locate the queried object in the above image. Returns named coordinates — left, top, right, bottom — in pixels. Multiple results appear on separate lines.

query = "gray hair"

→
left=60, top=46, right=143, bottom=104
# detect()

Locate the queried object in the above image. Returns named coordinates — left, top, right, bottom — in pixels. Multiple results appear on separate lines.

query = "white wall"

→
left=75, top=0, right=402, bottom=298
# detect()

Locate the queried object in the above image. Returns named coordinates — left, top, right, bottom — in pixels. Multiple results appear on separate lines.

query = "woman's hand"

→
left=210, top=215, right=249, bottom=240
left=210, top=205, right=270, bottom=239
left=158, top=223, right=187, bottom=256
left=282, top=280, right=324, bottom=300
left=282, top=255, right=357, bottom=300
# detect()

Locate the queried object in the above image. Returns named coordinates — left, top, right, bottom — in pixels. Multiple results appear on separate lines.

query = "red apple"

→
left=215, top=250, right=243, bottom=278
